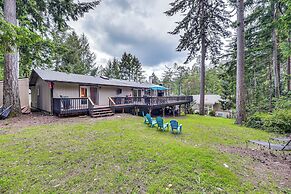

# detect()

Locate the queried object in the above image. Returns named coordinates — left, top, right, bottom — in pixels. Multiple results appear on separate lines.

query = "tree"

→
left=102, top=58, right=120, bottom=79
left=235, top=0, right=246, bottom=124
left=102, top=53, right=145, bottom=82
left=3, top=0, right=21, bottom=115
left=165, top=0, right=230, bottom=115
left=151, top=72, right=160, bottom=85
left=119, top=52, right=145, bottom=82
left=54, top=31, right=96, bottom=75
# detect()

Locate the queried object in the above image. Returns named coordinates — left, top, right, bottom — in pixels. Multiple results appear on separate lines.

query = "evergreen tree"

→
left=151, top=72, right=160, bottom=85
left=55, top=31, right=96, bottom=75
left=165, top=0, right=231, bottom=115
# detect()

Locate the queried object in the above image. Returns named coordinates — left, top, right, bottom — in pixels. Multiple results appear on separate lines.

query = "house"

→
left=29, top=69, right=193, bottom=117
left=0, top=78, right=30, bottom=109
left=192, top=94, right=231, bottom=117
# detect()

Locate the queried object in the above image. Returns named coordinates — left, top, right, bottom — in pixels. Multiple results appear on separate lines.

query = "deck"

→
left=109, top=96, right=193, bottom=110
left=52, top=96, right=193, bottom=117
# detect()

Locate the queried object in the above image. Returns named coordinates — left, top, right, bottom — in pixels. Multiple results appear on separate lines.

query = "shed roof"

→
left=193, top=95, right=223, bottom=105
left=29, top=69, right=154, bottom=89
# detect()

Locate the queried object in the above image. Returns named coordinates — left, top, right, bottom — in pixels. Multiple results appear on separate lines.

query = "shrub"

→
left=246, top=109, right=291, bottom=134
left=209, top=110, right=216, bottom=117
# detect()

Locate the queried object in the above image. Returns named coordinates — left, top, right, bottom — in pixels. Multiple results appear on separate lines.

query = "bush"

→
left=246, top=109, right=291, bottom=134
left=209, top=110, right=216, bottom=117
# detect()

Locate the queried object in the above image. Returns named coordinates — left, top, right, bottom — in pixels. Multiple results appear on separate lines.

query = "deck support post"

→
left=149, top=108, right=152, bottom=115
left=179, top=105, right=181, bottom=116
left=162, top=107, right=165, bottom=117
left=173, top=106, right=175, bottom=117
left=122, top=108, right=125, bottom=113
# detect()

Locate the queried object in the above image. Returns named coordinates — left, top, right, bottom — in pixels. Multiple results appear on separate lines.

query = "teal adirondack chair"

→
left=146, top=114, right=157, bottom=128
left=170, top=120, right=182, bottom=134
left=156, top=117, right=169, bottom=132
left=142, top=111, right=149, bottom=124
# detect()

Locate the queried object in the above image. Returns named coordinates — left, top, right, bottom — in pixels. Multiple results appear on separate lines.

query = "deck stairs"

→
left=89, top=106, right=114, bottom=118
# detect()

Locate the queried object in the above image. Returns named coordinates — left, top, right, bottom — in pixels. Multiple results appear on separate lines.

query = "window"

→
left=117, top=88, right=122, bottom=95
left=80, top=87, right=88, bottom=97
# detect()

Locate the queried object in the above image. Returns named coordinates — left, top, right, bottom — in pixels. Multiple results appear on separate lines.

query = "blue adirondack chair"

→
left=156, top=117, right=168, bottom=132
left=146, top=114, right=157, bottom=128
left=0, top=105, right=12, bottom=120
left=142, top=111, right=149, bottom=124
left=170, top=120, right=182, bottom=134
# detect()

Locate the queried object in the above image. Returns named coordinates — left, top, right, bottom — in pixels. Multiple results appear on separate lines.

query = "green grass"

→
left=0, top=115, right=288, bottom=193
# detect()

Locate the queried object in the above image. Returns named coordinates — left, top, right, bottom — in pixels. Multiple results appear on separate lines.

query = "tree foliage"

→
left=102, top=52, right=145, bottom=82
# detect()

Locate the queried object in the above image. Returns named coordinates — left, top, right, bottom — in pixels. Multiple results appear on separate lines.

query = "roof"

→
left=192, top=95, right=222, bottom=105
left=29, top=69, right=154, bottom=89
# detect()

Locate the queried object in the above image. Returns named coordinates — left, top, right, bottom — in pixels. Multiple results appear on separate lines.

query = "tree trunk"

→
left=288, top=36, right=291, bottom=91
left=268, top=62, right=273, bottom=112
left=3, top=0, right=21, bottom=116
left=235, top=0, right=246, bottom=125
left=272, top=3, right=280, bottom=98
left=199, top=1, right=206, bottom=115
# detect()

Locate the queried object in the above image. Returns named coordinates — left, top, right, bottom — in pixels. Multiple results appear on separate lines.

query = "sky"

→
left=68, top=0, right=189, bottom=79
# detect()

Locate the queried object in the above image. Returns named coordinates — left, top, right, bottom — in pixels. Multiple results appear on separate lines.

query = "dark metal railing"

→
left=53, top=98, right=91, bottom=116
left=109, top=96, right=193, bottom=106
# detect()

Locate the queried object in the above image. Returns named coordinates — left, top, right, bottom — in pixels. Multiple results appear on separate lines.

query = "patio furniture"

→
left=0, top=105, right=12, bottom=120
left=249, top=138, right=291, bottom=151
left=146, top=114, right=157, bottom=128
left=156, top=116, right=168, bottom=132
left=142, top=111, right=149, bottom=124
left=170, top=120, right=182, bottom=134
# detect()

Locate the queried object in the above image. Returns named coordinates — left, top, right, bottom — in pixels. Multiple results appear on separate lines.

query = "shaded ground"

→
left=0, top=112, right=131, bottom=134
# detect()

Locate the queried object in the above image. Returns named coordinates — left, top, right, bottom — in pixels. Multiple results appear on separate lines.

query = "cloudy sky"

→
left=69, top=0, right=189, bottom=78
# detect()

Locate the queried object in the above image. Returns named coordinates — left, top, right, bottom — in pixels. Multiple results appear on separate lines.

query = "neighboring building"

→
left=192, top=94, right=231, bottom=118
left=0, top=78, right=30, bottom=108
left=29, top=69, right=193, bottom=117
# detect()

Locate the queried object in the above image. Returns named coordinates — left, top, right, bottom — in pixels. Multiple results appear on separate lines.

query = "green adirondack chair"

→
left=142, top=111, right=149, bottom=124
left=146, top=114, right=157, bottom=128
left=156, top=116, right=169, bottom=131
left=170, top=120, right=182, bottom=134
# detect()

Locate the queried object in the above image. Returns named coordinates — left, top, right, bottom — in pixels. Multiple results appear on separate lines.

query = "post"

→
left=179, top=105, right=181, bottom=116
left=149, top=108, right=152, bottom=115
left=162, top=107, right=165, bottom=117
left=122, top=108, right=125, bottom=113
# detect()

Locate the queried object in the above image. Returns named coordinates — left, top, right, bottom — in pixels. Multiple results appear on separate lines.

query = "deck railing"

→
left=109, top=96, right=193, bottom=106
left=53, top=97, right=91, bottom=116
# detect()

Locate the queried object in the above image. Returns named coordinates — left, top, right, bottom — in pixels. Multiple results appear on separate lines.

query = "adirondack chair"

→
left=156, top=116, right=168, bottom=131
left=142, top=111, right=149, bottom=124
left=170, top=120, right=182, bottom=134
left=0, top=105, right=12, bottom=120
left=146, top=114, right=157, bottom=128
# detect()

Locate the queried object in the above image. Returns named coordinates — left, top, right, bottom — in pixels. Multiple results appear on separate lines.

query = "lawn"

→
left=0, top=115, right=290, bottom=193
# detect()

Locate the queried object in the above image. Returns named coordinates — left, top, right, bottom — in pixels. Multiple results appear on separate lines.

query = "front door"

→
left=90, top=87, right=98, bottom=105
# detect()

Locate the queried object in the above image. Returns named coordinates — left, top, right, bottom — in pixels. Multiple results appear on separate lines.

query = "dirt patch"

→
left=220, top=145, right=291, bottom=189
left=0, top=112, right=134, bottom=134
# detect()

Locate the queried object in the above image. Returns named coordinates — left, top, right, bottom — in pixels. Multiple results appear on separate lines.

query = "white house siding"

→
left=31, top=77, right=51, bottom=112
left=98, top=86, right=143, bottom=106
left=53, top=82, right=79, bottom=98
left=0, top=78, right=30, bottom=108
